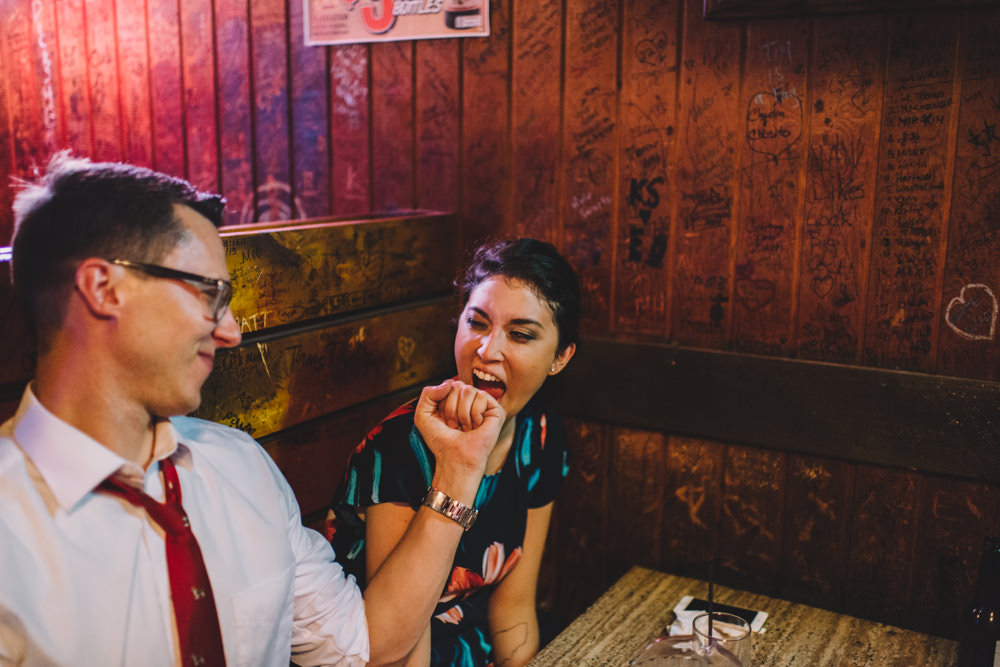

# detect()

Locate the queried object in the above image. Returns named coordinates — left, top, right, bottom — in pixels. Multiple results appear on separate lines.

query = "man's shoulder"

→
left=171, top=415, right=260, bottom=448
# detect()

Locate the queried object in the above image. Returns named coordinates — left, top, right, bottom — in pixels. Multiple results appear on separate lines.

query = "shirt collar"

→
left=13, top=386, right=193, bottom=511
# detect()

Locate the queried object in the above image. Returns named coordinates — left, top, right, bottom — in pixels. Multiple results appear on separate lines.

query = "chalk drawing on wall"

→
left=945, top=283, right=997, bottom=341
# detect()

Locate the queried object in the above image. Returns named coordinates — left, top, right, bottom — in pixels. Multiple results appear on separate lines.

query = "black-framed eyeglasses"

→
left=110, top=259, right=233, bottom=323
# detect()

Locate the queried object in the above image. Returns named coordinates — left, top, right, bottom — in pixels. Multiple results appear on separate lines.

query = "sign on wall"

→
left=304, top=0, right=489, bottom=45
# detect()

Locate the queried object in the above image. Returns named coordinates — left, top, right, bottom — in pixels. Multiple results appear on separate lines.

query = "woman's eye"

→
left=467, top=317, right=488, bottom=330
left=510, top=330, right=535, bottom=342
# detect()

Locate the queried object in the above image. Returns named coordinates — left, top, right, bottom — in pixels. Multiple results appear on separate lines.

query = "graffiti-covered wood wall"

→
left=2, top=0, right=1000, bottom=642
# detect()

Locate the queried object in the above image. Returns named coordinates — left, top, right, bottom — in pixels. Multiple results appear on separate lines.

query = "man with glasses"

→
left=0, top=153, right=503, bottom=666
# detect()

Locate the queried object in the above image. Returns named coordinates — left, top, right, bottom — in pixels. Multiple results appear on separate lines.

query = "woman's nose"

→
left=477, top=330, right=502, bottom=360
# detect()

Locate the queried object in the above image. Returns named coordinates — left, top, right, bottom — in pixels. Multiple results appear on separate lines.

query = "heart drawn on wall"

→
left=736, top=278, right=776, bottom=312
left=944, top=283, right=997, bottom=341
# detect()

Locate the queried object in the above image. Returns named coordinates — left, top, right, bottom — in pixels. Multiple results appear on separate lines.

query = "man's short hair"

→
left=10, top=152, right=226, bottom=348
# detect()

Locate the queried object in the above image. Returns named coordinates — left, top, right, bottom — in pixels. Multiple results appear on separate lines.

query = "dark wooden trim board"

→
left=553, top=337, right=1000, bottom=484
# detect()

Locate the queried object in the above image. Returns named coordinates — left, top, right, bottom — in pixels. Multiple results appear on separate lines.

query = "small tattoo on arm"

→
left=494, top=622, right=528, bottom=666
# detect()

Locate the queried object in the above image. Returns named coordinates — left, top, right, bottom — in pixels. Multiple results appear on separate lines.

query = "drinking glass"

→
left=630, top=612, right=751, bottom=666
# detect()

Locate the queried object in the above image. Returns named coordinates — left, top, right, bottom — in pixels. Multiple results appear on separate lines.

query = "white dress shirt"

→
left=0, top=387, right=369, bottom=667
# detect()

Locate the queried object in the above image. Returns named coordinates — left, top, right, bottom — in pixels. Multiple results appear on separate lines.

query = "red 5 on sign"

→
left=362, top=0, right=396, bottom=33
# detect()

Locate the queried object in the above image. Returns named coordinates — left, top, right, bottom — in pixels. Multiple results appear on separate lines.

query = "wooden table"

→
left=531, top=566, right=957, bottom=666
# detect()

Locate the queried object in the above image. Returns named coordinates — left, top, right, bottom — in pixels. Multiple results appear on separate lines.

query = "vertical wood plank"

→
left=330, top=44, right=371, bottom=217
left=795, top=16, right=883, bottom=363
left=6, top=0, right=56, bottom=168
left=250, top=0, right=291, bottom=220
left=732, top=20, right=809, bottom=356
left=553, top=418, right=610, bottom=623
left=0, top=2, right=14, bottom=244
left=846, top=465, right=923, bottom=627
left=863, top=13, right=959, bottom=371
left=660, top=436, right=725, bottom=580
left=147, top=0, right=184, bottom=177
left=608, top=427, right=666, bottom=581
left=415, top=40, right=459, bottom=213
left=937, top=8, right=1000, bottom=380
left=215, top=0, right=254, bottom=225
left=54, top=0, right=92, bottom=157
left=290, top=0, right=330, bottom=220
left=615, top=0, right=678, bottom=338
left=86, top=0, right=122, bottom=162
left=671, top=0, right=742, bottom=348
left=180, top=0, right=219, bottom=191
left=718, top=445, right=786, bottom=591
left=510, top=0, right=561, bottom=242
left=116, top=0, right=153, bottom=167
left=779, top=455, right=852, bottom=607
left=563, top=0, right=618, bottom=335
left=910, top=477, right=1000, bottom=638
left=371, top=41, right=414, bottom=212
left=460, top=0, right=509, bottom=246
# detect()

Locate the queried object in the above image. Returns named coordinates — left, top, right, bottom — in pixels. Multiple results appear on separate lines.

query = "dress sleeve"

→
left=526, top=410, right=570, bottom=509
left=337, top=401, right=433, bottom=510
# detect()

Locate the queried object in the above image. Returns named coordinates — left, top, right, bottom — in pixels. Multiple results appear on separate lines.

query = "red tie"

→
left=100, top=458, right=227, bottom=666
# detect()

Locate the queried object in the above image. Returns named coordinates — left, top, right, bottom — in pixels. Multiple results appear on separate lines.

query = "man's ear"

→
left=548, top=342, right=576, bottom=376
left=74, top=258, right=123, bottom=320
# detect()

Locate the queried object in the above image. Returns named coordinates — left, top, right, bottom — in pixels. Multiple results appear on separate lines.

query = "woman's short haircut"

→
left=10, top=151, right=225, bottom=347
left=457, top=238, right=581, bottom=353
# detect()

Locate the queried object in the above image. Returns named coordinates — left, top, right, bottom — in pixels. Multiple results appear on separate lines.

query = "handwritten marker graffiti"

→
left=945, top=283, right=997, bottom=341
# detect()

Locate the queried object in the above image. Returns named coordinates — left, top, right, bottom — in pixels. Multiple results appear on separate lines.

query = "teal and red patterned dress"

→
left=326, top=395, right=569, bottom=666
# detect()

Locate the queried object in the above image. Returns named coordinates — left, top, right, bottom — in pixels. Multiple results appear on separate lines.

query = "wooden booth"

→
left=2, top=0, right=1000, bottom=648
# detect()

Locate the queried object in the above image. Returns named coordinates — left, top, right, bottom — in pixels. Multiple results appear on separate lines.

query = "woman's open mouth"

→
left=472, top=368, right=506, bottom=401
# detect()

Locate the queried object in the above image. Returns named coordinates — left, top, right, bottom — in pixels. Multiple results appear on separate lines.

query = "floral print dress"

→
left=326, top=396, right=569, bottom=666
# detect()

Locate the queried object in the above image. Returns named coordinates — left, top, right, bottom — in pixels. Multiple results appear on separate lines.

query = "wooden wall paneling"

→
left=5, top=0, right=55, bottom=170
left=215, top=0, right=255, bottom=225
left=261, top=406, right=368, bottom=524
left=552, top=418, right=610, bottom=623
left=371, top=41, right=414, bottom=212
left=778, top=454, right=852, bottom=608
left=250, top=0, right=291, bottom=220
left=936, top=8, right=1000, bottom=380
left=117, top=0, right=153, bottom=167
left=670, top=0, right=742, bottom=348
left=731, top=19, right=809, bottom=355
left=329, top=44, right=371, bottom=217
left=289, top=0, right=331, bottom=220
left=607, top=427, right=666, bottom=581
left=54, top=0, right=92, bottom=157
left=659, top=435, right=725, bottom=580
left=510, top=0, right=562, bottom=242
left=718, top=444, right=785, bottom=591
left=85, top=0, right=122, bottom=162
left=147, top=0, right=185, bottom=178
left=0, top=9, right=15, bottom=244
left=863, top=13, right=959, bottom=372
left=460, top=0, right=510, bottom=247
left=221, top=213, right=458, bottom=331
left=614, top=0, right=679, bottom=338
left=562, top=0, right=618, bottom=335
left=197, top=298, right=456, bottom=438
left=415, top=40, right=459, bottom=212
left=910, top=476, right=1000, bottom=638
left=794, top=15, right=883, bottom=363
left=845, top=465, right=923, bottom=628
left=180, top=0, right=220, bottom=191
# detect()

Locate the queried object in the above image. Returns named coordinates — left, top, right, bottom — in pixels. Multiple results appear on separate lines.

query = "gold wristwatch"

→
left=422, top=486, right=478, bottom=531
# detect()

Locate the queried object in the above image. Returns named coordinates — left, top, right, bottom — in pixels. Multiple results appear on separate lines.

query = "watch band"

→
left=422, top=486, right=478, bottom=531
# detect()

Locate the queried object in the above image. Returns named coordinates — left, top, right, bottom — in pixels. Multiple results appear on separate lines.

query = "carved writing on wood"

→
left=197, top=299, right=455, bottom=438
left=221, top=214, right=457, bottom=331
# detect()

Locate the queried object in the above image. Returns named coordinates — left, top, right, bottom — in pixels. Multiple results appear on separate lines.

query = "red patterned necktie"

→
left=100, top=458, right=227, bottom=666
